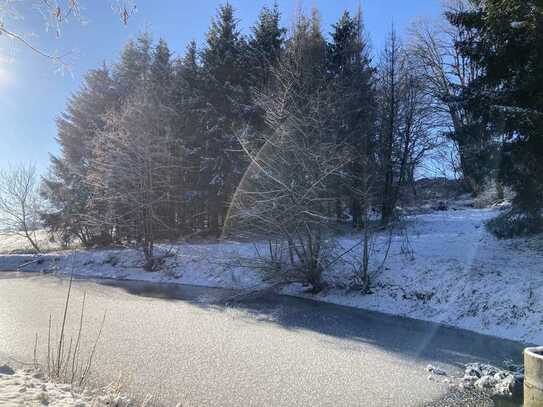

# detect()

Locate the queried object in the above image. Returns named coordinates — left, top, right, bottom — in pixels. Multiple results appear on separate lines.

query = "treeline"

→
left=41, top=1, right=543, bottom=265
left=42, top=4, right=380, bottom=257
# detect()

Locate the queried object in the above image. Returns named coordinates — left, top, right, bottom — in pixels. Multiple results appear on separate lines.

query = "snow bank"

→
left=1, top=241, right=263, bottom=289
left=460, top=362, right=523, bottom=397
left=0, top=365, right=134, bottom=406
left=2, top=206, right=543, bottom=344
left=423, top=361, right=523, bottom=402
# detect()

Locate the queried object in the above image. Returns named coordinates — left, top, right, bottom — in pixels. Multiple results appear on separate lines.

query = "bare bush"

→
left=227, top=61, right=350, bottom=291
left=34, top=272, right=106, bottom=387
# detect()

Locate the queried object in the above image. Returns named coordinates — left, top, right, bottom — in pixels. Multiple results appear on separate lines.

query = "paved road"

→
left=0, top=272, right=525, bottom=406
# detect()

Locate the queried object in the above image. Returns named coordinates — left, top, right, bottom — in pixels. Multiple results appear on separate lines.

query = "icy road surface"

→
left=0, top=273, right=525, bottom=406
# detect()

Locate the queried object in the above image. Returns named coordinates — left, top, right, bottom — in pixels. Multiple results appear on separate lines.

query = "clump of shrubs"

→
left=486, top=210, right=543, bottom=239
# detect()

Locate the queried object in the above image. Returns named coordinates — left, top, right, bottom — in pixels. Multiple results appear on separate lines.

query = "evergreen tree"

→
left=284, top=7, right=327, bottom=96
left=149, top=38, right=181, bottom=236
left=245, top=4, right=286, bottom=133
left=150, top=39, right=173, bottom=99
left=199, top=3, right=248, bottom=232
left=327, top=10, right=376, bottom=227
left=246, top=3, right=285, bottom=89
left=449, top=0, right=543, bottom=221
left=42, top=66, right=117, bottom=245
left=113, top=32, right=152, bottom=101
left=171, top=41, right=208, bottom=232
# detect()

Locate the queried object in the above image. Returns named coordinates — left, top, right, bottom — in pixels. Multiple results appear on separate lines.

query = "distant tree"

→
left=409, top=1, right=498, bottom=195
left=0, top=163, right=43, bottom=253
left=377, top=27, right=437, bottom=224
left=377, top=28, right=404, bottom=225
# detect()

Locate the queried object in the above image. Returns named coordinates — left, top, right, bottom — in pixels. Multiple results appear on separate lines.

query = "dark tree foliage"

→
left=42, top=66, right=117, bottom=245
left=246, top=3, right=285, bottom=89
left=245, top=4, right=286, bottom=133
left=449, top=0, right=543, bottom=220
left=199, top=3, right=250, bottom=232
left=171, top=41, right=207, bottom=233
left=327, top=10, right=376, bottom=227
left=42, top=3, right=442, bottom=252
left=113, top=34, right=152, bottom=101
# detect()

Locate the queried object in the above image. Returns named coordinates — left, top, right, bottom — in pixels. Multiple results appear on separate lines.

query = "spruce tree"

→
left=42, top=66, right=117, bottom=245
left=113, top=32, right=152, bottom=101
left=245, top=4, right=286, bottom=133
left=449, top=0, right=543, bottom=223
left=246, top=4, right=285, bottom=89
left=171, top=41, right=207, bottom=232
left=199, top=3, right=248, bottom=233
left=327, top=10, right=376, bottom=227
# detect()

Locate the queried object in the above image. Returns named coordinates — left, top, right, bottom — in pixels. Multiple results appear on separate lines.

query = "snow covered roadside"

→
left=298, top=207, right=543, bottom=344
left=0, top=241, right=264, bottom=289
left=0, top=364, right=135, bottom=406
left=1, top=207, right=543, bottom=344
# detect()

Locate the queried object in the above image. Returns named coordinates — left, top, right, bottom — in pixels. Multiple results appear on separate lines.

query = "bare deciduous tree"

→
left=408, top=0, right=495, bottom=195
left=377, top=28, right=439, bottom=224
left=87, top=88, right=181, bottom=270
left=0, top=163, right=43, bottom=253
left=226, top=55, right=351, bottom=291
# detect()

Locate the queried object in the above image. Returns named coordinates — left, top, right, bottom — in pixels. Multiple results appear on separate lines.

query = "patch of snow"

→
left=427, top=364, right=447, bottom=376
left=0, top=365, right=134, bottom=406
left=459, top=362, right=523, bottom=397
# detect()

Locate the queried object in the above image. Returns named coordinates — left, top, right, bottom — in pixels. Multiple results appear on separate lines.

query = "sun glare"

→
left=0, top=59, right=13, bottom=90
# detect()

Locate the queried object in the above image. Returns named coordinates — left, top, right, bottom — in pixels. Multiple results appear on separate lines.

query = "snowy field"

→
left=1, top=205, right=543, bottom=344
left=0, top=230, right=78, bottom=254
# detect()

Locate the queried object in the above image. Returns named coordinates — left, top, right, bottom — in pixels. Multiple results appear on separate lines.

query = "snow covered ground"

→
left=307, top=207, right=543, bottom=344
left=0, top=230, right=77, bottom=254
left=1, top=205, right=543, bottom=344
left=0, top=364, right=135, bottom=406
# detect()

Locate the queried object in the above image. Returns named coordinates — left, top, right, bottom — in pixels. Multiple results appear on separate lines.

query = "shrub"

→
left=486, top=210, right=543, bottom=239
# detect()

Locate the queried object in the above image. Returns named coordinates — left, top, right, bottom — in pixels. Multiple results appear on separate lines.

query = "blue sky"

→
left=0, top=1, right=442, bottom=174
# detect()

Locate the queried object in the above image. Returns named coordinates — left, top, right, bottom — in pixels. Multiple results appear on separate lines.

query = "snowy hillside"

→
left=1, top=205, right=542, bottom=344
